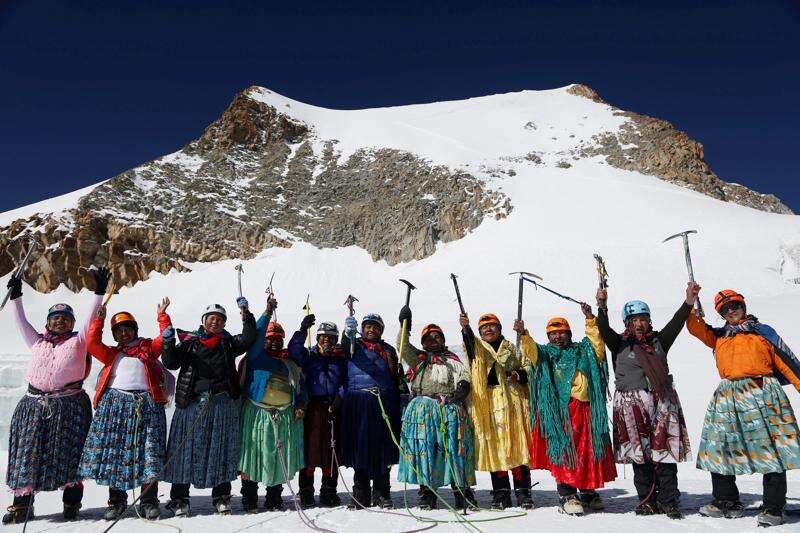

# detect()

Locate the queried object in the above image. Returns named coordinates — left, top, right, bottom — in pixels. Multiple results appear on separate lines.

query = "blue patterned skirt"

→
left=340, top=388, right=401, bottom=477
left=79, top=388, right=166, bottom=490
left=164, top=391, right=241, bottom=488
left=6, top=390, right=92, bottom=493
left=697, top=377, right=800, bottom=475
left=398, top=396, right=475, bottom=488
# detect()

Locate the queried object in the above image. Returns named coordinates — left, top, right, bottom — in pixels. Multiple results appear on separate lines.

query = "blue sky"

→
left=1, top=0, right=798, bottom=211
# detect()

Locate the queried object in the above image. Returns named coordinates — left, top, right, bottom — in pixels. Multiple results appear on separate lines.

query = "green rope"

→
left=369, top=389, right=529, bottom=530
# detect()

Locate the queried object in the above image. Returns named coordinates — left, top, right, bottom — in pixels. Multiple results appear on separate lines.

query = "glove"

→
left=300, top=313, right=316, bottom=332
left=162, top=326, right=175, bottom=342
left=236, top=296, right=249, bottom=310
left=444, top=380, right=470, bottom=404
left=7, top=276, right=22, bottom=300
left=398, top=305, right=412, bottom=327
left=92, top=266, right=112, bottom=295
left=345, top=316, right=358, bottom=333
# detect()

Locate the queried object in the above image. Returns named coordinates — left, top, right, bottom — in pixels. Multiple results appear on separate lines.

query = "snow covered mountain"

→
left=1, top=85, right=799, bottom=530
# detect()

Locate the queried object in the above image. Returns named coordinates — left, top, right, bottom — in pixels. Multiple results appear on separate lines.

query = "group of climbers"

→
left=3, top=270, right=799, bottom=528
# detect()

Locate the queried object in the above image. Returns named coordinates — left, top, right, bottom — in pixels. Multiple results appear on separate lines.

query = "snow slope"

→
left=1, top=86, right=799, bottom=530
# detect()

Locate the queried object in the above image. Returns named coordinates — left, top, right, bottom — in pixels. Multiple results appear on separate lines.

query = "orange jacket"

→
left=686, top=314, right=800, bottom=391
left=87, top=312, right=173, bottom=406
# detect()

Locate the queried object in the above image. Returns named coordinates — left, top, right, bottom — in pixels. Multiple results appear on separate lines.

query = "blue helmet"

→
left=621, top=300, right=651, bottom=322
left=362, top=313, right=385, bottom=330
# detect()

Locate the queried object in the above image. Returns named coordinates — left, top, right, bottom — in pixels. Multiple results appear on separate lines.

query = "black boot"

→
left=452, top=484, right=477, bottom=510
left=62, top=484, right=83, bottom=520
left=299, top=468, right=316, bottom=508
left=418, top=486, right=437, bottom=510
left=490, top=472, right=512, bottom=510
left=319, top=475, right=342, bottom=507
left=241, top=480, right=259, bottom=513
left=2, top=495, right=33, bottom=525
left=372, top=469, right=393, bottom=509
left=513, top=466, right=534, bottom=509
left=347, top=470, right=371, bottom=510
left=104, top=489, right=128, bottom=521
left=265, top=485, right=285, bottom=511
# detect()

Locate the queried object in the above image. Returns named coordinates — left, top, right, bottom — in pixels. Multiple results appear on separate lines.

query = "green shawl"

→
left=528, top=337, right=609, bottom=467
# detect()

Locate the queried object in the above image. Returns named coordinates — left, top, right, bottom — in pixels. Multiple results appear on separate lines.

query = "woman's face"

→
left=362, top=322, right=382, bottom=341
left=627, top=315, right=651, bottom=336
left=722, top=302, right=746, bottom=325
left=479, top=323, right=501, bottom=343
left=203, top=313, right=226, bottom=334
left=113, top=324, right=138, bottom=344
left=264, top=336, right=284, bottom=352
left=317, top=334, right=336, bottom=352
left=422, top=331, right=446, bottom=352
left=46, top=313, right=75, bottom=334
left=547, top=330, right=572, bottom=349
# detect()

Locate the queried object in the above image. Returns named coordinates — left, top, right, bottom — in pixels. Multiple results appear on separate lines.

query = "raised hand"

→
left=96, top=305, right=107, bottom=320
left=344, top=316, right=358, bottom=333
left=7, top=276, right=22, bottom=300
left=458, top=313, right=469, bottom=329
left=92, top=266, right=112, bottom=295
left=596, top=288, right=608, bottom=306
left=157, top=297, right=171, bottom=314
left=300, top=313, right=316, bottom=332
left=236, top=296, right=249, bottom=311
left=512, top=319, right=525, bottom=334
left=162, top=326, right=175, bottom=342
left=686, top=281, right=701, bottom=305
left=581, top=302, right=594, bottom=319
left=266, top=295, right=278, bottom=314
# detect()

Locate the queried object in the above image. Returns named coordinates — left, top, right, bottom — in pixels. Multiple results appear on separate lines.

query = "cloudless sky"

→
left=1, top=0, right=798, bottom=212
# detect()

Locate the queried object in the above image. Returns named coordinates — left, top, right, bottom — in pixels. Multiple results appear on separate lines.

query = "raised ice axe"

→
left=594, top=254, right=609, bottom=290
left=235, top=264, right=244, bottom=298
left=663, top=230, right=704, bottom=318
left=398, top=279, right=417, bottom=362
left=450, top=273, right=466, bottom=315
left=303, top=294, right=312, bottom=349
left=509, top=271, right=543, bottom=351
left=1, top=239, right=41, bottom=311
left=344, top=294, right=359, bottom=355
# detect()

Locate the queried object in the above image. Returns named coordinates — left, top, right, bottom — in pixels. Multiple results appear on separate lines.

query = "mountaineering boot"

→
left=213, top=495, right=232, bottom=515
left=62, top=484, right=83, bottom=520
left=490, top=472, right=513, bottom=510
left=241, top=479, right=259, bottom=513
left=699, top=499, right=744, bottom=519
left=264, top=485, right=285, bottom=511
left=298, top=468, right=316, bottom=508
left=299, top=488, right=316, bottom=509
left=513, top=466, right=534, bottom=509
left=757, top=508, right=785, bottom=527
left=660, top=501, right=683, bottom=520
left=559, top=494, right=584, bottom=516
left=137, top=503, right=161, bottom=520
left=418, top=486, right=437, bottom=510
left=2, top=495, right=33, bottom=524
left=347, top=470, right=372, bottom=510
left=372, top=470, right=394, bottom=509
left=319, top=475, right=341, bottom=507
left=104, top=489, right=128, bottom=521
left=164, top=498, right=190, bottom=518
left=634, top=500, right=658, bottom=516
left=579, top=490, right=604, bottom=511
left=452, top=485, right=477, bottom=510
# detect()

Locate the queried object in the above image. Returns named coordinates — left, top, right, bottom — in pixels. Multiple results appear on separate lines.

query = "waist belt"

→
left=27, top=382, right=83, bottom=398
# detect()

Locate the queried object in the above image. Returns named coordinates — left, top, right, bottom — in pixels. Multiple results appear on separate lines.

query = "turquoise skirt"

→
left=398, top=396, right=475, bottom=488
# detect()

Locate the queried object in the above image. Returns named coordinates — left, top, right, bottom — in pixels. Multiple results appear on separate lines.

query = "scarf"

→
left=120, top=338, right=145, bottom=356
left=715, top=315, right=800, bottom=386
left=42, top=329, right=78, bottom=345
left=621, top=326, right=671, bottom=400
left=530, top=337, right=609, bottom=466
left=178, top=326, right=231, bottom=349
left=405, top=349, right=459, bottom=383
left=266, top=348, right=290, bottom=360
left=361, top=338, right=396, bottom=375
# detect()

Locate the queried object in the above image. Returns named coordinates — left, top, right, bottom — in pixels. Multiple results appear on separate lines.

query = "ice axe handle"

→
left=450, top=274, right=466, bottom=315
left=516, top=275, right=524, bottom=351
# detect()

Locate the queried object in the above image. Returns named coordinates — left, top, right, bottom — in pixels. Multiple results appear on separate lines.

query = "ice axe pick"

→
left=663, top=230, right=704, bottom=318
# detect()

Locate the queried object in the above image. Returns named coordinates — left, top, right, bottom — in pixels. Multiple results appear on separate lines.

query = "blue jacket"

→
left=241, top=315, right=307, bottom=405
left=287, top=330, right=347, bottom=399
left=341, top=335, right=399, bottom=392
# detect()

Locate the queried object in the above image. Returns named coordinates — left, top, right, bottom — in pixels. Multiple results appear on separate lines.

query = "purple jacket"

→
left=288, top=330, right=346, bottom=399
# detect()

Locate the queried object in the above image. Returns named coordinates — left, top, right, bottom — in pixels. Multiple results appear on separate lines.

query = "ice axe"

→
left=234, top=264, right=244, bottom=298
left=1, top=239, right=41, bottom=311
left=450, top=273, right=466, bottom=315
left=594, top=254, right=609, bottom=290
left=303, top=294, right=312, bottom=349
left=344, top=294, right=359, bottom=355
left=398, top=279, right=417, bottom=362
left=509, top=271, right=542, bottom=351
left=663, top=230, right=704, bottom=317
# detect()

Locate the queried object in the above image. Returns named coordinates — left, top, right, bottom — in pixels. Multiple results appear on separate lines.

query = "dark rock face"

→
left=0, top=87, right=509, bottom=292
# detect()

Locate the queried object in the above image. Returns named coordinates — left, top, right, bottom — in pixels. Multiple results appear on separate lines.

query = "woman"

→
left=340, top=312, right=402, bottom=509
left=238, top=296, right=306, bottom=513
left=460, top=312, right=533, bottom=510
left=397, top=306, right=475, bottom=510
left=3, top=267, right=108, bottom=524
left=79, top=299, right=174, bottom=521
left=595, top=285, right=692, bottom=519
left=161, top=297, right=256, bottom=516
left=687, top=285, right=800, bottom=527
left=525, top=305, right=616, bottom=516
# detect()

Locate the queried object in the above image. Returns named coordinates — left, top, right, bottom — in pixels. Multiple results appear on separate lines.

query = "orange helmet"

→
left=546, top=317, right=571, bottom=334
left=478, top=313, right=501, bottom=330
left=266, top=321, right=285, bottom=339
left=714, top=290, right=745, bottom=314
left=421, top=323, right=444, bottom=342
left=110, top=311, right=137, bottom=331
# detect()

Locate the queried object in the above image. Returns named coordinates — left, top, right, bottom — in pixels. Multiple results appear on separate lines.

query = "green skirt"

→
left=238, top=399, right=304, bottom=485
left=697, top=376, right=800, bottom=475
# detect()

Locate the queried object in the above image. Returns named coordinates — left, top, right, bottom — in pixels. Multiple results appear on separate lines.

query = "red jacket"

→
left=87, top=312, right=172, bottom=406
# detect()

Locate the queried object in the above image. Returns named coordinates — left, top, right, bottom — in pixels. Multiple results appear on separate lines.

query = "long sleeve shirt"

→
left=14, top=294, right=103, bottom=392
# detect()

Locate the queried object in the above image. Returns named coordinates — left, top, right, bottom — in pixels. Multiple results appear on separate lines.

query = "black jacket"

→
left=163, top=311, right=257, bottom=408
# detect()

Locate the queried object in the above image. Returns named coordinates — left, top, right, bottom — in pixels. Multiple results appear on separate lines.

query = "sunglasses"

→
left=720, top=301, right=744, bottom=315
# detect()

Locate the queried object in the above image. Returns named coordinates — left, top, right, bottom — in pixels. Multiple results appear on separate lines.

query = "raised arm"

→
left=460, top=313, right=477, bottom=362
left=516, top=319, right=539, bottom=367
left=149, top=298, right=174, bottom=357
left=86, top=307, right=120, bottom=364
left=658, top=301, right=694, bottom=353
left=595, top=288, right=621, bottom=354
left=77, top=294, right=104, bottom=345
left=582, top=303, right=606, bottom=361
left=244, top=312, right=269, bottom=362
left=11, top=296, right=41, bottom=349
left=230, top=308, right=257, bottom=356
left=397, top=305, right=422, bottom=366
left=78, top=266, right=111, bottom=344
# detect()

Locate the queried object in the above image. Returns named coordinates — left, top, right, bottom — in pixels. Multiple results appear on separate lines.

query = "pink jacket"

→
left=13, top=294, right=103, bottom=392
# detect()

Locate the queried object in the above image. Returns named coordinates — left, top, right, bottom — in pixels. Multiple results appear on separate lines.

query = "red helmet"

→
left=714, top=290, right=745, bottom=314
left=266, top=321, right=285, bottom=339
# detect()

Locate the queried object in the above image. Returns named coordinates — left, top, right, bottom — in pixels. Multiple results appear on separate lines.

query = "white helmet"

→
left=202, top=304, right=227, bottom=322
